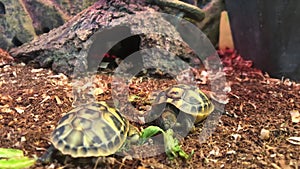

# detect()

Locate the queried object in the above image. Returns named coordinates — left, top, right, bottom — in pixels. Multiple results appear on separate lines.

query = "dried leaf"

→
left=230, top=133, right=241, bottom=142
left=15, top=97, right=22, bottom=102
left=226, top=150, right=236, bottom=155
left=14, top=107, right=25, bottom=114
left=278, top=159, right=292, bottom=169
left=271, top=163, right=281, bottom=169
left=259, top=128, right=270, bottom=140
left=209, top=148, right=221, bottom=157
left=1, top=107, right=13, bottom=113
left=137, top=166, right=147, bottom=169
left=286, top=137, right=300, bottom=145
left=40, top=95, right=50, bottom=103
left=290, top=110, right=300, bottom=123
left=54, top=96, right=62, bottom=105
left=20, top=136, right=26, bottom=142
left=31, top=68, right=43, bottom=73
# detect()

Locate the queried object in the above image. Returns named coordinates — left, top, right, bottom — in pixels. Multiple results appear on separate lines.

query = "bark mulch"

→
left=0, top=48, right=299, bottom=169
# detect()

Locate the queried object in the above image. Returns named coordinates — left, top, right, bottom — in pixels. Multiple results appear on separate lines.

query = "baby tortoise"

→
left=147, top=84, right=214, bottom=136
left=39, top=101, right=139, bottom=163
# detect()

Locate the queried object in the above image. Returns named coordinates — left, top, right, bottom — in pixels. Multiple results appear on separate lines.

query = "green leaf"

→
left=163, top=129, right=193, bottom=160
left=140, top=126, right=165, bottom=139
left=163, top=129, right=178, bottom=158
left=0, top=148, right=36, bottom=169
left=0, top=148, right=24, bottom=158
left=0, top=157, right=36, bottom=169
left=139, top=127, right=193, bottom=160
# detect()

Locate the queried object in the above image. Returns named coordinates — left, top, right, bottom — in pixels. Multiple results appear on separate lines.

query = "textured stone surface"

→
left=9, top=0, right=221, bottom=77
left=0, top=0, right=98, bottom=49
left=9, top=0, right=150, bottom=76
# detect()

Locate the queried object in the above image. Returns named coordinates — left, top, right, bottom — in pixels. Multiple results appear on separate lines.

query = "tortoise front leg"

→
left=38, top=145, right=57, bottom=164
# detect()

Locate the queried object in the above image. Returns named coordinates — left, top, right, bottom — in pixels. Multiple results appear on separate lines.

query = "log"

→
left=9, top=0, right=221, bottom=77
left=9, top=0, right=147, bottom=76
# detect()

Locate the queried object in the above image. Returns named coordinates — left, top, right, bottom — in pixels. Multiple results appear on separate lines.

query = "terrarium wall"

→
left=225, top=0, right=300, bottom=81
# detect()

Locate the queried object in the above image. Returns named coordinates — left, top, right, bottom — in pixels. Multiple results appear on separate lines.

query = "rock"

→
left=0, top=0, right=98, bottom=49
left=259, top=128, right=270, bottom=140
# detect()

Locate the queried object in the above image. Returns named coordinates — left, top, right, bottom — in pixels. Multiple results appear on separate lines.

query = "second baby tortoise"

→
left=147, top=84, right=214, bottom=136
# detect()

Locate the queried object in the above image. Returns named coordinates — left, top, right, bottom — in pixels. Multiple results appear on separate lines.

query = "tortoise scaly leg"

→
left=173, top=112, right=195, bottom=137
left=38, top=145, right=57, bottom=164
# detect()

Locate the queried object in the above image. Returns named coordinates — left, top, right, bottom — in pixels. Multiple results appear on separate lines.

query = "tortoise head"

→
left=127, top=125, right=140, bottom=144
left=160, top=108, right=178, bottom=130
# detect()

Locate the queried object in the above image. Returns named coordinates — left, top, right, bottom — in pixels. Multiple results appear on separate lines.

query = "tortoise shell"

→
left=152, top=84, right=214, bottom=123
left=50, top=101, right=129, bottom=158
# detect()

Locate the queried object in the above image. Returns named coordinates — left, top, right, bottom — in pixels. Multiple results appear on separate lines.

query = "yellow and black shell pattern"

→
left=50, top=101, right=129, bottom=158
left=152, top=84, right=214, bottom=123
